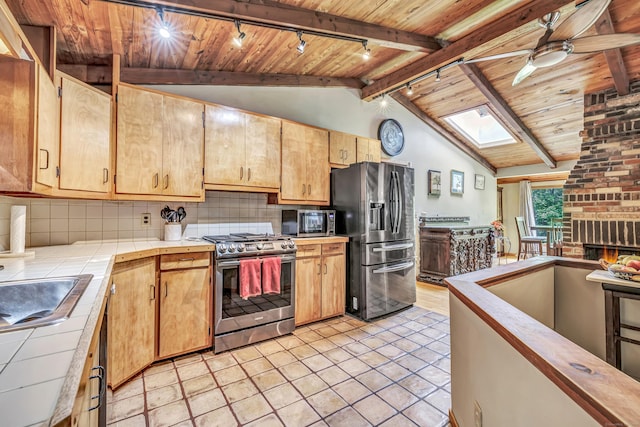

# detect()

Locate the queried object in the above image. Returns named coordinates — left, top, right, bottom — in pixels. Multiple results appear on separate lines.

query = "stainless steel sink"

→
left=0, top=274, right=93, bottom=332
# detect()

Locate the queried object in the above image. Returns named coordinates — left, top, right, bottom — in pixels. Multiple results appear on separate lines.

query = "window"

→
left=531, top=187, right=563, bottom=225
left=444, top=106, right=516, bottom=149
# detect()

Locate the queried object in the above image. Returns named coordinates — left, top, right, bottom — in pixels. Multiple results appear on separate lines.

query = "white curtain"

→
left=519, top=180, right=536, bottom=235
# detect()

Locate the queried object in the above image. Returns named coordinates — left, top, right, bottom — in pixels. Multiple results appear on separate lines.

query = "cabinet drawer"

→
left=322, top=243, right=344, bottom=255
left=296, top=244, right=322, bottom=258
left=160, top=252, right=210, bottom=270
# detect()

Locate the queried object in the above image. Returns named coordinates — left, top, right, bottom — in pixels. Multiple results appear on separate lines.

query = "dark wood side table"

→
left=602, top=282, right=640, bottom=369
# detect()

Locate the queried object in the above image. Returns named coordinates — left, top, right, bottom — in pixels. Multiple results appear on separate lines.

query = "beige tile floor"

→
left=106, top=306, right=452, bottom=427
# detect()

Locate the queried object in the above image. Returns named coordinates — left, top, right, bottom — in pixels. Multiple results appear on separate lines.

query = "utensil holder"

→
left=164, top=223, right=182, bottom=241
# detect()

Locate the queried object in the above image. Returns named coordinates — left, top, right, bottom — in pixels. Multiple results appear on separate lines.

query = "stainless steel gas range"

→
left=202, top=233, right=296, bottom=353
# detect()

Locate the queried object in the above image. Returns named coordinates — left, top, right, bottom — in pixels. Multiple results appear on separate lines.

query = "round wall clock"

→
left=378, top=119, right=405, bottom=156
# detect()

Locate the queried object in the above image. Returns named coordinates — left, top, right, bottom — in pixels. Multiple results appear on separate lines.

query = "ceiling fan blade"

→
left=512, top=62, right=537, bottom=86
left=464, top=49, right=533, bottom=64
left=571, top=34, right=640, bottom=53
left=549, top=0, right=611, bottom=41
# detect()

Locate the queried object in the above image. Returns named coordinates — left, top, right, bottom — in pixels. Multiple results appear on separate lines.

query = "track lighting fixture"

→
left=157, top=8, right=171, bottom=39
left=296, top=31, right=306, bottom=54
left=233, top=20, right=246, bottom=47
left=362, top=40, right=371, bottom=60
left=406, top=84, right=413, bottom=96
left=435, top=69, right=441, bottom=82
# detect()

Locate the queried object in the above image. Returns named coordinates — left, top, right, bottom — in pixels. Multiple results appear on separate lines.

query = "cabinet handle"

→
left=247, top=168, right=251, bottom=181
left=240, top=166, right=244, bottom=180
left=150, top=284, right=155, bottom=300
left=324, top=264, right=328, bottom=274
left=339, top=149, right=344, bottom=161
left=165, top=281, right=168, bottom=297
left=302, top=184, right=306, bottom=195
left=344, top=150, right=348, bottom=161
left=103, top=168, right=109, bottom=184
left=88, top=365, right=105, bottom=412
left=153, top=173, right=159, bottom=188
left=317, top=263, right=322, bottom=275
left=163, top=174, right=169, bottom=189
left=308, top=184, right=311, bottom=195
left=39, top=149, right=49, bottom=170
left=178, top=257, right=195, bottom=261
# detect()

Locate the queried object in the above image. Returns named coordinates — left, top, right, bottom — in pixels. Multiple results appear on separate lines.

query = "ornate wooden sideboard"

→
left=419, top=225, right=494, bottom=285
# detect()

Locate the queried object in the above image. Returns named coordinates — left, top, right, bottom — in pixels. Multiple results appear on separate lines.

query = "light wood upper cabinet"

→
left=35, top=65, right=60, bottom=189
left=108, top=257, right=156, bottom=389
left=356, top=137, right=381, bottom=163
left=280, top=121, right=329, bottom=205
left=329, top=131, right=357, bottom=167
left=58, top=73, right=112, bottom=193
left=116, top=84, right=204, bottom=199
left=204, top=104, right=281, bottom=191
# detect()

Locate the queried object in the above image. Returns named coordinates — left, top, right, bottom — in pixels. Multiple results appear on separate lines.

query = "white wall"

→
left=151, top=85, right=497, bottom=225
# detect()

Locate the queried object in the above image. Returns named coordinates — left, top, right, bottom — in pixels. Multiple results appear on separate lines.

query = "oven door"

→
left=214, top=254, right=295, bottom=334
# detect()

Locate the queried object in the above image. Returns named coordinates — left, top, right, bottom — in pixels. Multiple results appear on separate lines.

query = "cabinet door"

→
left=295, top=256, right=322, bottom=325
left=366, top=138, right=381, bottom=163
left=74, top=337, right=100, bottom=427
left=162, top=96, right=204, bottom=196
left=204, top=104, right=245, bottom=186
left=281, top=121, right=308, bottom=201
left=35, top=66, right=59, bottom=188
left=59, top=75, right=112, bottom=193
left=116, top=85, right=164, bottom=195
left=108, top=257, right=156, bottom=388
left=329, top=131, right=356, bottom=166
left=321, top=253, right=346, bottom=318
left=305, top=127, right=329, bottom=202
left=159, top=267, right=211, bottom=358
left=245, top=113, right=281, bottom=189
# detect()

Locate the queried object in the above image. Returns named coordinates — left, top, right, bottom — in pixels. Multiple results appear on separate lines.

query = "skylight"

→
left=444, top=106, right=516, bottom=148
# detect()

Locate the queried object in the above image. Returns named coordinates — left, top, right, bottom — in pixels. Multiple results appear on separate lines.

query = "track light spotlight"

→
left=233, top=20, right=246, bottom=47
left=435, top=69, right=441, bottom=82
left=380, top=95, right=388, bottom=108
left=406, top=84, right=413, bottom=96
left=296, top=31, right=306, bottom=54
left=362, top=40, right=371, bottom=60
left=157, top=8, right=171, bottom=39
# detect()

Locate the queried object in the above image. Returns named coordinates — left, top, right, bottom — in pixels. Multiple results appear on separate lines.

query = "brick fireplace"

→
left=563, top=81, right=640, bottom=259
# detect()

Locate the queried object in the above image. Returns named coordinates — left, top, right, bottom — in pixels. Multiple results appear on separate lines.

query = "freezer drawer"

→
left=358, top=259, right=416, bottom=320
left=363, top=240, right=414, bottom=266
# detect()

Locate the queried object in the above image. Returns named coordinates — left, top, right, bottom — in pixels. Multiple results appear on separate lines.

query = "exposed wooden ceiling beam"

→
left=497, top=171, right=569, bottom=184
left=459, top=63, right=557, bottom=168
left=56, top=64, right=365, bottom=88
left=361, top=0, right=571, bottom=101
left=122, top=0, right=440, bottom=52
left=595, top=8, right=630, bottom=96
left=390, top=92, right=497, bottom=174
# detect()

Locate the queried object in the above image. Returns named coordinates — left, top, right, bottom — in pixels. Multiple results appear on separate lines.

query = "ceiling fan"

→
left=465, top=0, right=640, bottom=86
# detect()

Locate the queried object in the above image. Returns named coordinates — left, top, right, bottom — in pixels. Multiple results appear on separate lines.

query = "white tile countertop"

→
left=586, top=268, right=640, bottom=290
left=0, top=239, right=215, bottom=427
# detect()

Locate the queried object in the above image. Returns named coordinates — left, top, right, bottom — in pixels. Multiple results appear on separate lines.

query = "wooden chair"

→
left=547, top=218, right=563, bottom=256
left=515, top=216, right=546, bottom=260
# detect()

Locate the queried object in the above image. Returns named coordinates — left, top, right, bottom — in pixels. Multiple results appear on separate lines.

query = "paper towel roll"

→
left=10, top=205, right=26, bottom=254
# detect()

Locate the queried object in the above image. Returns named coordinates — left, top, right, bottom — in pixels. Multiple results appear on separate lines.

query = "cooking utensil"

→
left=176, top=207, right=186, bottom=222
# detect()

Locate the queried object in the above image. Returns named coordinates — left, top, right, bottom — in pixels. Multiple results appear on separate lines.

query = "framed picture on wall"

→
left=474, top=174, right=485, bottom=190
left=451, top=170, right=464, bottom=195
left=428, top=170, right=441, bottom=196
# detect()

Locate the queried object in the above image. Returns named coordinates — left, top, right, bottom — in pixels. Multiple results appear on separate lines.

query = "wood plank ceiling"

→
left=5, top=0, right=640, bottom=173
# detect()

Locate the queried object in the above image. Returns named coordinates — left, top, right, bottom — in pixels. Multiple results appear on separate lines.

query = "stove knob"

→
left=281, top=242, right=287, bottom=249
left=218, top=244, right=227, bottom=253
left=288, top=240, right=295, bottom=248
left=228, top=244, right=236, bottom=253
left=237, top=243, right=245, bottom=252
left=256, top=243, right=264, bottom=250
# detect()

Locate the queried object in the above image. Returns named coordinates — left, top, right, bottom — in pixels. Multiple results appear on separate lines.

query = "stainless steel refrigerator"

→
left=331, top=162, right=416, bottom=320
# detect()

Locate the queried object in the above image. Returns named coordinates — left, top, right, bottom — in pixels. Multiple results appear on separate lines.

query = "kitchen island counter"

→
left=0, top=239, right=214, bottom=427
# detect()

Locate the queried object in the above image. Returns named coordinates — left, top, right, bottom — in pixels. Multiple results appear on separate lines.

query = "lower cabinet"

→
left=108, top=257, right=157, bottom=388
left=158, top=252, right=212, bottom=359
left=295, top=242, right=346, bottom=326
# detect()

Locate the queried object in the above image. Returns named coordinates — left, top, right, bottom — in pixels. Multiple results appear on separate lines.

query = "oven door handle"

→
left=372, top=242, right=414, bottom=252
left=217, top=254, right=296, bottom=267
left=372, top=260, right=414, bottom=274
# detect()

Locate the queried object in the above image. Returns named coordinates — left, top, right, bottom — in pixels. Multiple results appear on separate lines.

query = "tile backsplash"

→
left=0, top=192, right=305, bottom=250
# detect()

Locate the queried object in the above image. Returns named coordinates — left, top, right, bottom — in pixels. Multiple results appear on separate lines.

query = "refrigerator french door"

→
left=332, top=162, right=416, bottom=320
